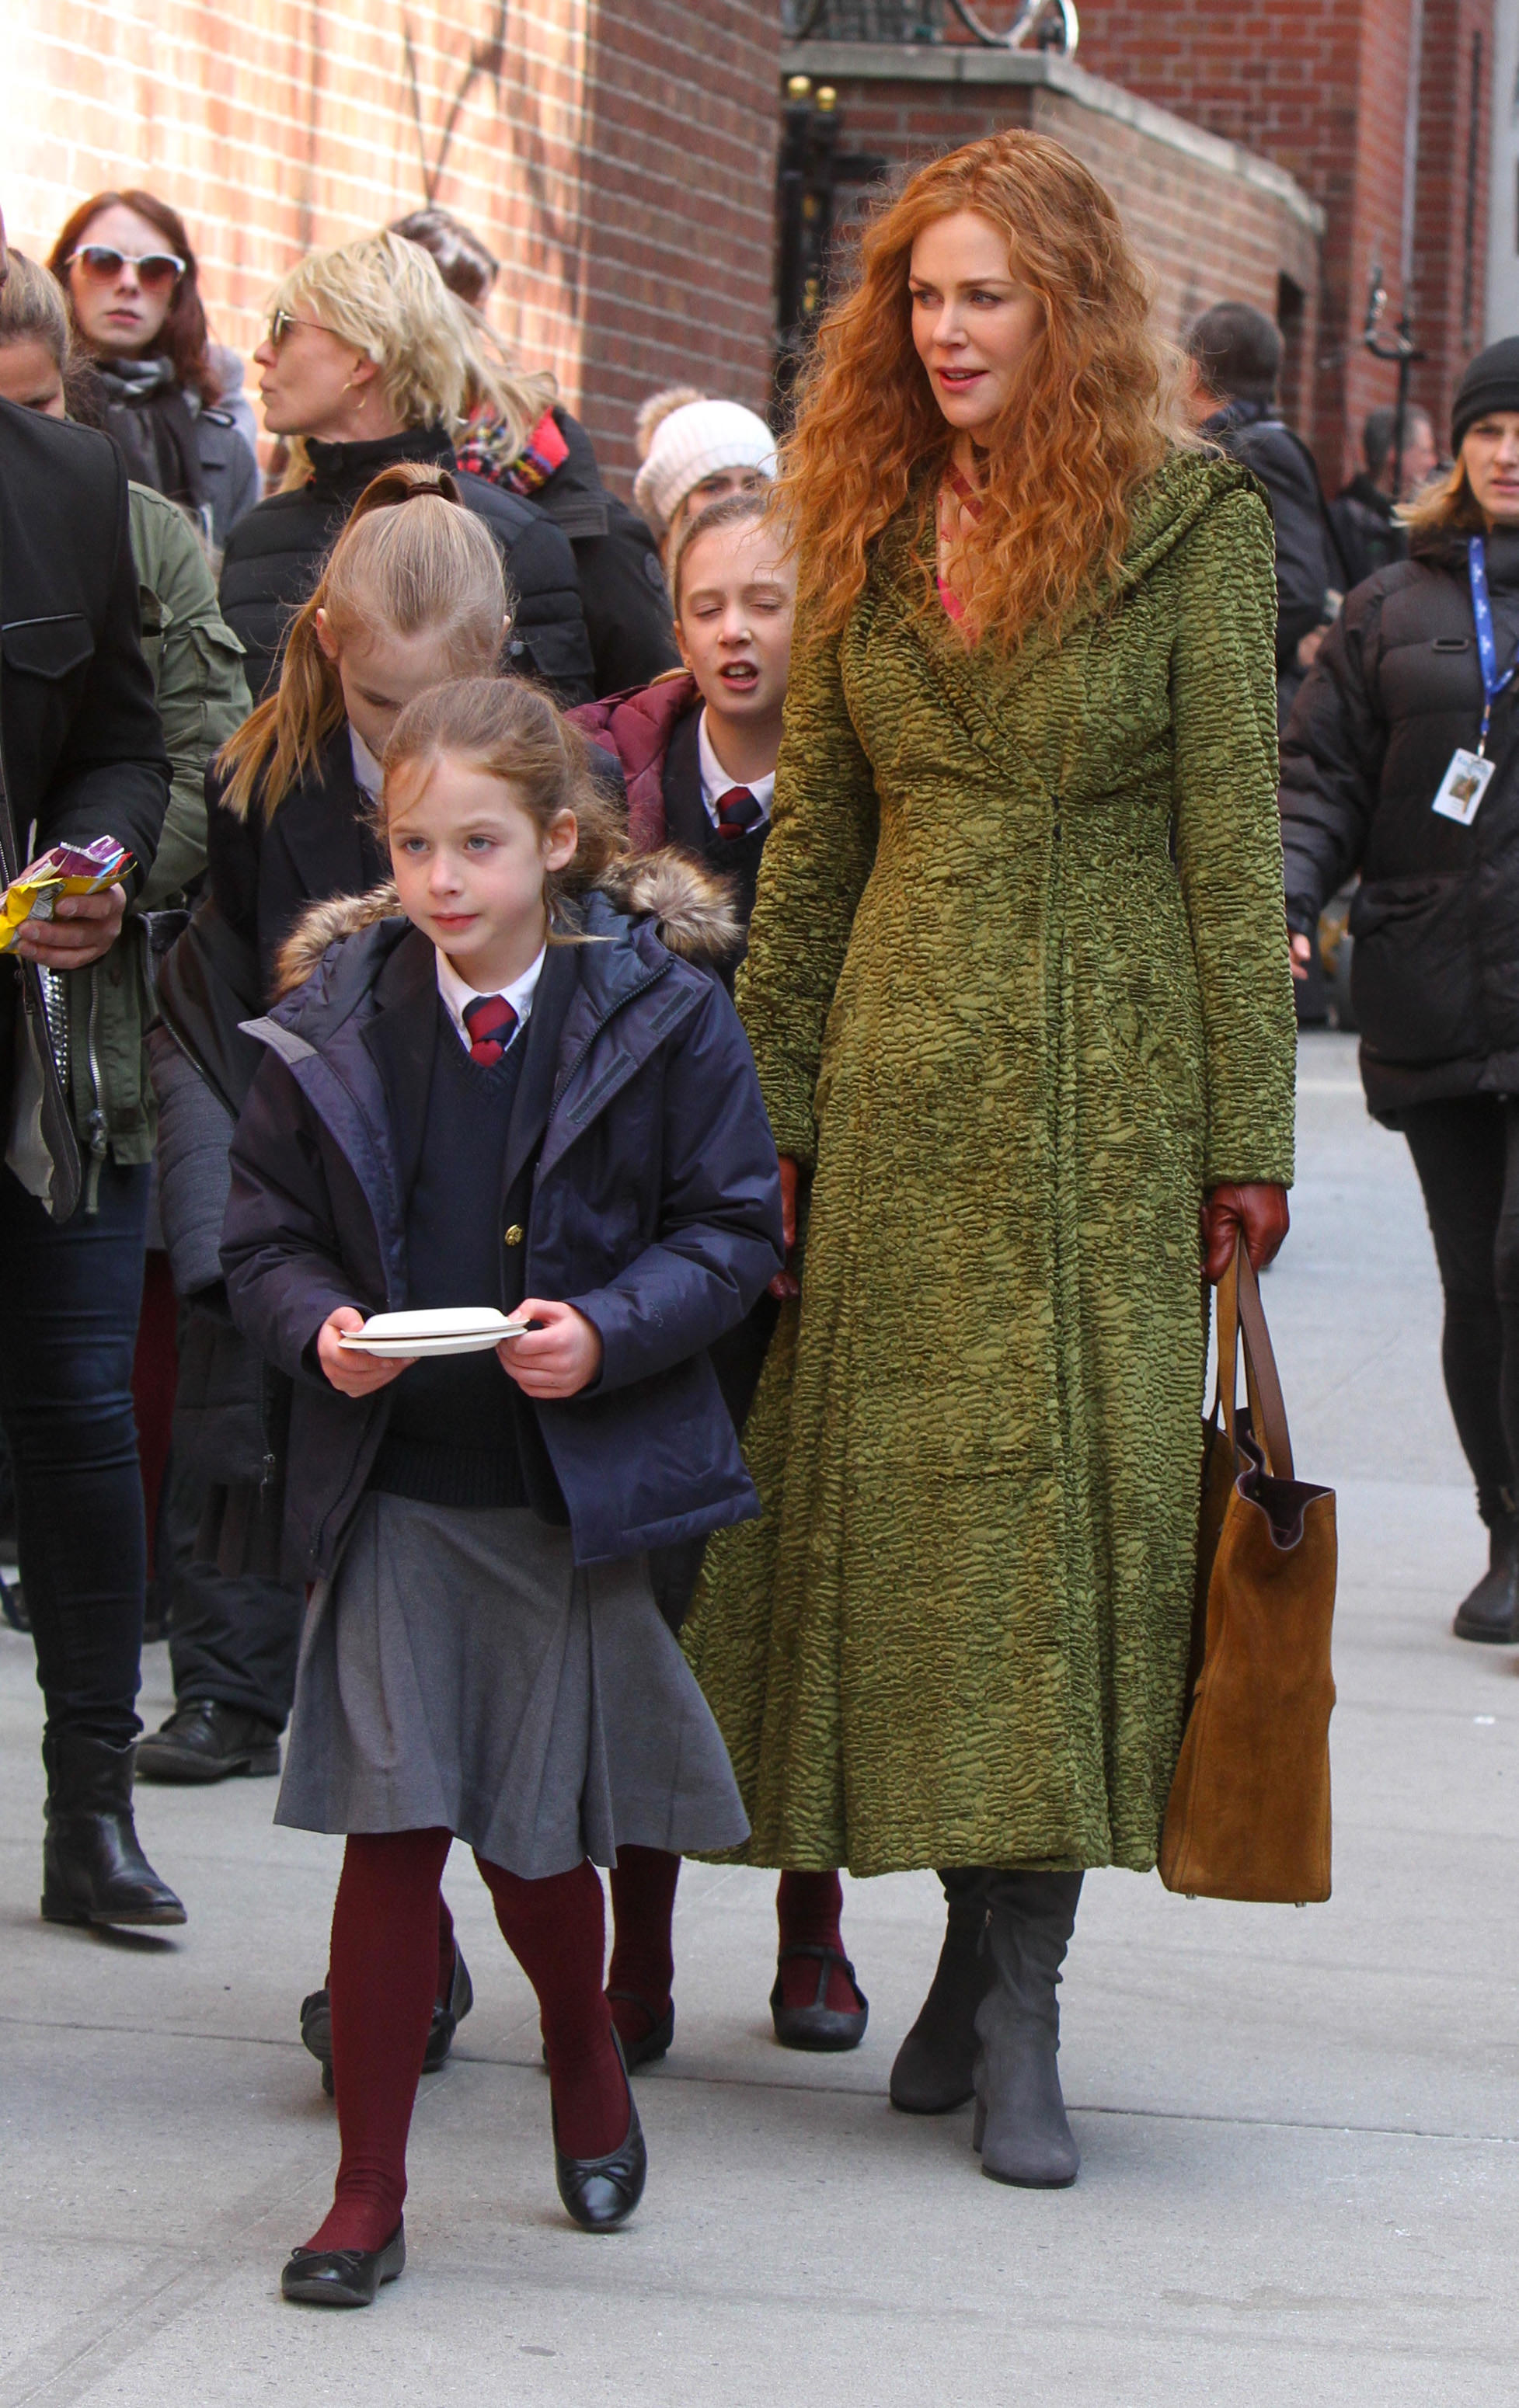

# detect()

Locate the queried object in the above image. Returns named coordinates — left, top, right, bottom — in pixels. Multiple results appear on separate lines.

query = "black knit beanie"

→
left=1451, top=337, right=1519, bottom=454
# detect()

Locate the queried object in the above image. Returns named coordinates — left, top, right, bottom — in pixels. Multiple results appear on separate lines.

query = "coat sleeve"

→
left=1233, top=424, right=1337, bottom=666
left=502, top=510, right=596, bottom=705
left=733, top=615, right=880, bottom=1164
left=221, top=1049, right=367, bottom=1381
left=134, top=494, right=251, bottom=907
left=1169, top=485, right=1298, bottom=1190
left=569, top=981, right=785, bottom=1391
left=39, top=444, right=170, bottom=891
left=1278, top=595, right=1387, bottom=927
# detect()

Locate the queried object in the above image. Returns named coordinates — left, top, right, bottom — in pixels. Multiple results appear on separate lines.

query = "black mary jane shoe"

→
left=608, top=1988, right=675, bottom=2072
left=552, top=2033, right=647, bottom=2232
left=280, top=2222, right=405, bottom=2307
left=301, top=1947, right=474, bottom=2097
left=769, top=1944, right=869, bottom=2053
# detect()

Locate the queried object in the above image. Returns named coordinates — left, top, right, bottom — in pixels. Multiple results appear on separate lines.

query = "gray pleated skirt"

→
left=274, top=1492, right=750, bottom=1878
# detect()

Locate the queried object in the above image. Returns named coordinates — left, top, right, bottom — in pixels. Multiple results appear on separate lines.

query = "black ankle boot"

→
left=972, top=1871, right=1082, bottom=2188
left=890, top=1869, right=991, bottom=2114
left=1452, top=1512, right=1519, bottom=1643
left=41, top=1730, right=186, bottom=1928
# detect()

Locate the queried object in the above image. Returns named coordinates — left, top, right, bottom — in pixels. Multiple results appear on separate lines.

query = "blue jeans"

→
left=0, top=1161, right=149, bottom=1745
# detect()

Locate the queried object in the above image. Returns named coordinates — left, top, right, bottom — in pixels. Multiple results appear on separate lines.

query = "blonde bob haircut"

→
left=779, top=129, right=1186, bottom=650
left=217, top=462, right=508, bottom=821
left=270, top=231, right=554, bottom=489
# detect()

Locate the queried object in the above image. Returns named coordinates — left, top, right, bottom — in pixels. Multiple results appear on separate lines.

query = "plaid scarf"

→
left=455, top=405, right=569, bottom=495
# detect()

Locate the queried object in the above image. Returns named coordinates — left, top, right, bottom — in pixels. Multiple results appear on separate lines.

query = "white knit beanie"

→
left=632, top=399, right=778, bottom=532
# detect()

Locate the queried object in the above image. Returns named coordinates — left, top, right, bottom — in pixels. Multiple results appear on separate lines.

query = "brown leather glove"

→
left=1200, top=1181, right=1290, bottom=1284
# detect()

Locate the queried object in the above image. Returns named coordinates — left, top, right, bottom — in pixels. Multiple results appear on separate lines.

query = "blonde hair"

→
left=1399, top=454, right=1485, bottom=539
left=668, top=490, right=786, bottom=617
left=270, top=231, right=552, bottom=489
left=779, top=130, right=1185, bottom=649
left=217, top=463, right=508, bottom=820
left=381, top=677, right=626, bottom=931
left=0, top=247, right=70, bottom=368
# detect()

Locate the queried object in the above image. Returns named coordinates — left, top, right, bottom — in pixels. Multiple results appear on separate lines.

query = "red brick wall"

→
left=786, top=54, right=1321, bottom=416
left=1080, top=0, right=1498, bottom=479
left=3, top=0, right=779, bottom=492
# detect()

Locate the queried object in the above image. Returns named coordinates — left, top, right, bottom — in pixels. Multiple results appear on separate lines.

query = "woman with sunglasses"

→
left=47, top=190, right=260, bottom=553
left=218, top=232, right=592, bottom=708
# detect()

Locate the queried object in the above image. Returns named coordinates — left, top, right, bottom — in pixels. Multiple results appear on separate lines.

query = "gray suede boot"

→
left=890, top=1869, right=991, bottom=2114
left=972, top=1870, right=1083, bottom=2188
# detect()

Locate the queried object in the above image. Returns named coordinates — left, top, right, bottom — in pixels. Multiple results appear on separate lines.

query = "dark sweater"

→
left=661, top=706, right=769, bottom=978
left=368, top=1002, right=531, bottom=1508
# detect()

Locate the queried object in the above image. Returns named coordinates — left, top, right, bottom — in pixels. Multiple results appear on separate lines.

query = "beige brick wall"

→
left=3, top=0, right=779, bottom=491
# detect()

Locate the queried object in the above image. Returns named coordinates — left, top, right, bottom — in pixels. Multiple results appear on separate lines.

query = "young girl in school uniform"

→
left=222, top=675, right=782, bottom=2306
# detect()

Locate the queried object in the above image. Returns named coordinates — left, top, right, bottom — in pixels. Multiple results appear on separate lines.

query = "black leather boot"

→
left=41, top=1730, right=186, bottom=1927
left=135, top=1700, right=282, bottom=1782
left=890, top=1869, right=991, bottom=2113
left=972, top=1871, right=1082, bottom=2188
left=1452, top=1512, right=1519, bottom=1642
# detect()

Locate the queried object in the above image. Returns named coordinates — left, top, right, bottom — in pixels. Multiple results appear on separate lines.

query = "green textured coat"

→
left=682, top=452, right=1298, bottom=1878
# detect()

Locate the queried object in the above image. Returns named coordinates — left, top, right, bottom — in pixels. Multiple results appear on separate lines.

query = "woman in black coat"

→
left=218, top=232, right=593, bottom=706
left=1281, top=337, right=1519, bottom=1642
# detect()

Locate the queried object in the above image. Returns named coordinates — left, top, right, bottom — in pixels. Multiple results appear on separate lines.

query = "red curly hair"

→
left=779, top=130, right=1185, bottom=648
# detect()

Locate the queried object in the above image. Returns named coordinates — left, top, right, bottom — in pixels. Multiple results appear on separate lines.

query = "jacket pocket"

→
left=1349, top=872, right=1478, bottom=1065
left=2, top=612, right=95, bottom=680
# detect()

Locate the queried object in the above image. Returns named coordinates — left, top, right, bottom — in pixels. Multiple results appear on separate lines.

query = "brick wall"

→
left=782, top=46, right=1322, bottom=409
left=1079, top=0, right=1498, bottom=479
left=2, top=0, right=779, bottom=491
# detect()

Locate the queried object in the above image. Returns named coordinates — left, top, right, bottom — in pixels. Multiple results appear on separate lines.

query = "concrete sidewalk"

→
left=2, top=1030, right=1514, bottom=2407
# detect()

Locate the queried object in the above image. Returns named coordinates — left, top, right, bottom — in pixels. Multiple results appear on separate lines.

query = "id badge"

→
left=1431, top=747, right=1495, bottom=826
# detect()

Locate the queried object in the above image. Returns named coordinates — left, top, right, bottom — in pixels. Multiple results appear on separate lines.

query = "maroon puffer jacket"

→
left=570, top=670, right=698, bottom=853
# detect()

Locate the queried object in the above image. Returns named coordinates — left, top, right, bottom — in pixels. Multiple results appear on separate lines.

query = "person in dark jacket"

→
left=0, top=209, right=180, bottom=1931
left=388, top=205, right=679, bottom=697
left=138, top=460, right=511, bottom=1791
left=221, top=673, right=779, bottom=2303
left=47, top=189, right=260, bottom=552
left=1280, top=336, right=1519, bottom=1644
left=1329, top=403, right=1439, bottom=591
left=218, top=232, right=592, bottom=705
left=1186, top=300, right=1348, bottom=729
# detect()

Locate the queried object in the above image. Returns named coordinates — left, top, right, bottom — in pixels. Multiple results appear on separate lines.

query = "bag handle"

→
left=1213, top=1234, right=1294, bottom=1481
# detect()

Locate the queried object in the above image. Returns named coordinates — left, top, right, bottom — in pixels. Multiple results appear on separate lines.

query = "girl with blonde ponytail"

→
left=209, top=461, right=508, bottom=997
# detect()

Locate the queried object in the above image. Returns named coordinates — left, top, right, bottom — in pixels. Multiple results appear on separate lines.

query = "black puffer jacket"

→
left=218, top=423, right=594, bottom=705
left=1280, top=520, right=1519, bottom=1120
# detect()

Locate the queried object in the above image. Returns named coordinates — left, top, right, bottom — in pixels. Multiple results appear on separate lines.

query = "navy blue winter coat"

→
left=220, top=854, right=783, bottom=1574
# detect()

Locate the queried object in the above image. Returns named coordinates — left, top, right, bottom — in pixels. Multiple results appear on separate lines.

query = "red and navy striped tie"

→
left=715, top=785, right=763, bottom=840
left=462, top=992, right=517, bottom=1067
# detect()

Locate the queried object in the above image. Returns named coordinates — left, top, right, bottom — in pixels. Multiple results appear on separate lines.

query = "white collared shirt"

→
left=349, top=723, right=384, bottom=802
left=697, top=708, right=775, bottom=833
left=434, top=944, right=545, bottom=1054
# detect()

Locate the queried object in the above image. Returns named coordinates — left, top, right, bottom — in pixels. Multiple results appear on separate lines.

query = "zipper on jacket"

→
left=542, top=959, right=674, bottom=1156
left=83, top=973, right=109, bottom=1216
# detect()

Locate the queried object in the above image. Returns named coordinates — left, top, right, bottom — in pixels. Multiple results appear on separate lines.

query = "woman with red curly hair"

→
left=683, top=131, right=1298, bottom=2189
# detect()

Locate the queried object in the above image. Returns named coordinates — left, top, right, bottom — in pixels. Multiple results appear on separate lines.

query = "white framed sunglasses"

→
left=65, top=245, right=185, bottom=292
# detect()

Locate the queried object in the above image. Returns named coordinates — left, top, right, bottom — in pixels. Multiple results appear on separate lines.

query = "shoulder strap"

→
left=1213, top=1236, right=1294, bottom=1479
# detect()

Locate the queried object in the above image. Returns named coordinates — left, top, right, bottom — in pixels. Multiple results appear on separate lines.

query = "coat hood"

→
left=270, top=843, right=742, bottom=1000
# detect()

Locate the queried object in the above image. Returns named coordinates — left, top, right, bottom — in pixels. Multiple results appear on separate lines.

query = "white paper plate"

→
left=338, top=1307, right=531, bottom=1359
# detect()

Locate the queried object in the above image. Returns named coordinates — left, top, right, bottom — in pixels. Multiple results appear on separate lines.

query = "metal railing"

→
left=781, top=0, right=1078, bottom=52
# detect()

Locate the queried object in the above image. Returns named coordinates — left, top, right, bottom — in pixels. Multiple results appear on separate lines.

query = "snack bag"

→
left=0, top=839, right=133, bottom=953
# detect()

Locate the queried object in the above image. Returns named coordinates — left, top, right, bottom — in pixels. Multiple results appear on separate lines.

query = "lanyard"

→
left=1468, top=535, right=1519, bottom=757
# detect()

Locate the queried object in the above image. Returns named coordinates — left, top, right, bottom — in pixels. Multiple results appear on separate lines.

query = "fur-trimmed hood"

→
left=271, top=844, right=742, bottom=1000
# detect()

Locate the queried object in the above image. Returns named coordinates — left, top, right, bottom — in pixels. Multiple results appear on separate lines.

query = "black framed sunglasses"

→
left=66, top=245, right=184, bottom=292
left=266, top=308, right=331, bottom=349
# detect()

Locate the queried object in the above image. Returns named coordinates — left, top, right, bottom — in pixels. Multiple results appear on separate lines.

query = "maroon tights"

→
left=604, top=1852, right=856, bottom=2028
left=305, top=1830, right=628, bottom=2256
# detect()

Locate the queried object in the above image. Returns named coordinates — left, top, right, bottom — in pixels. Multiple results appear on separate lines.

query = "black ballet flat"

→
left=770, top=1944, right=869, bottom=2053
left=280, top=2222, right=405, bottom=2307
left=608, top=1988, right=674, bottom=2071
left=552, top=2034, right=647, bottom=2232
left=301, top=1947, right=474, bottom=2097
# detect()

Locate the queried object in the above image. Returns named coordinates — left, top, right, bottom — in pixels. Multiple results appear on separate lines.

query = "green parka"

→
left=63, top=484, right=249, bottom=1199
left=682, top=451, right=1298, bottom=1878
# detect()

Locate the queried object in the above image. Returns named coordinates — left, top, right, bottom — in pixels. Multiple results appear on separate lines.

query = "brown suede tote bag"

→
left=1159, top=1236, right=1337, bottom=1904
